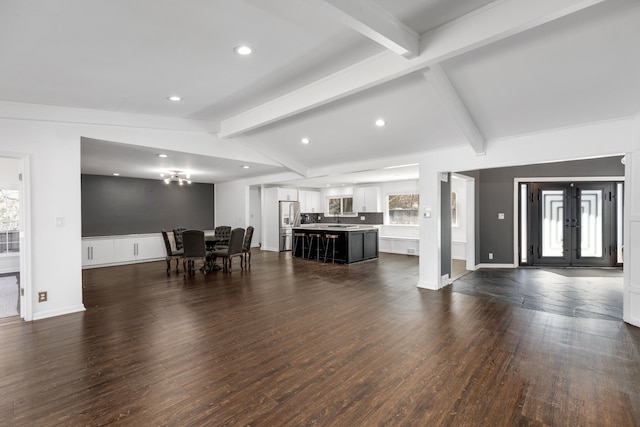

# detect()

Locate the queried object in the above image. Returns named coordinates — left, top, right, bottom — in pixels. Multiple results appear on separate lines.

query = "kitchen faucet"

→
left=334, top=212, right=340, bottom=224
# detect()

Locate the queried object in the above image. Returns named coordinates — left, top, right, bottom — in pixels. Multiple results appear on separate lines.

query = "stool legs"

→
left=293, top=233, right=306, bottom=258
left=323, top=234, right=339, bottom=263
left=308, top=234, right=323, bottom=261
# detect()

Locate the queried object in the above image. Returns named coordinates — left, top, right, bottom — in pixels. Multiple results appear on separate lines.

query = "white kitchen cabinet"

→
left=82, top=238, right=115, bottom=266
left=299, top=190, right=321, bottom=213
left=277, top=187, right=298, bottom=201
left=307, top=191, right=321, bottom=213
left=353, top=186, right=380, bottom=212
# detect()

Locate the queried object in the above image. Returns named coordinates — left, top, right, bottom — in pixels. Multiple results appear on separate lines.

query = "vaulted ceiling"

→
left=1, top=0, right=639, bottom=185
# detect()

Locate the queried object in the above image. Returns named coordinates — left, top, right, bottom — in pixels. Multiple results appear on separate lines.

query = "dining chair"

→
left=181, top=230, right=207, bottom=275
left=172, top=227, right=187, bottom=251
left=213, top=226, right=232, bottom=248
left=242, top=226, right=254, bottom=268
left=161, top=229, right=183, bottom=274
left=209, top=227, right=244, bottom=272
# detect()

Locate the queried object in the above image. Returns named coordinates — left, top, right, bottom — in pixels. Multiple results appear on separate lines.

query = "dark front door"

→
left=526, top=182, right=618, bottom=267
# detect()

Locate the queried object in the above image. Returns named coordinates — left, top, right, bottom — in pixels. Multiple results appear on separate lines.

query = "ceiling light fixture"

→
left=112, top=173, right=120, bottom=176
left=160, top=171, right=191, bottom=185
left=167, top=95, right=182, bottom=102
left=157, top=154, right=168, bottom=158
left=234, top=45, right=252, bottom=55
left=375, top=119, right=386, bottom=127
left=242, top=165, right=250, bottom=169
left=301, top=138, right=310, bottom=144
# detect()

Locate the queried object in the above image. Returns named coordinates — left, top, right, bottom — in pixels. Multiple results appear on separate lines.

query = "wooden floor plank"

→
left=1, top=250, right=639, bottom=425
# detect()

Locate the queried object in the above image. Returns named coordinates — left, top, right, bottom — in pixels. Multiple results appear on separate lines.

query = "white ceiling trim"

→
left=422, top=65, right=485, bottom=155
left=218, top=0, right=605, bottom=139
left=305, top=0, right=419, bottom=58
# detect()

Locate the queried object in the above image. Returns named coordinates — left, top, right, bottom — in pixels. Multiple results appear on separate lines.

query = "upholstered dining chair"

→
left=242, top=226, right=254, bottom=268
left=181, top=230, right=207, bottom=275
left=213, top=225, right=231, bottom=248
left=209, top=227, right=244, bottom=272
left=173, top=227, right=187, bottom=251
left=161, top=229, right=183, bottom=274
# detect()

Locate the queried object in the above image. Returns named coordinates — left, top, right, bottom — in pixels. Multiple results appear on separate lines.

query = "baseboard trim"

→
left=32, top=304, right=86, bottom=321
left=476, top=263, right=517, bottom=269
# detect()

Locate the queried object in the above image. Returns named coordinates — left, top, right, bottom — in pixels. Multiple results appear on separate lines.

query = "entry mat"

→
left=0, top=275, right=19, bottom=318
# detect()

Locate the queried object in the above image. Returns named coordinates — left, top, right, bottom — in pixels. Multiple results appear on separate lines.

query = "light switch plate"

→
left=498, top=213, right=505, bottom=220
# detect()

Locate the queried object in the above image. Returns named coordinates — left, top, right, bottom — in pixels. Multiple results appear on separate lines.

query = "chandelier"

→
left=160, top=171, right=191, bottom=185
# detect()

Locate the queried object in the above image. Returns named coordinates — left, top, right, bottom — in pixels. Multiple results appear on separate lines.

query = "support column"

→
left=624, top=115, right=640, bottom=327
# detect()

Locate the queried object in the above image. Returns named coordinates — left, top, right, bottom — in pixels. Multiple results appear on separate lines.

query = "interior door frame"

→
left=512, top=176, right=624, bottom=269
left=0, top=152, right=32, bottom=321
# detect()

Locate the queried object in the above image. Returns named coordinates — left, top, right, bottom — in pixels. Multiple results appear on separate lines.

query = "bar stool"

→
left=293, top=232, right=307, bottom=258
left=324, top=234, right=339, bottom=263
left=308, top=233, right=324, bottom=261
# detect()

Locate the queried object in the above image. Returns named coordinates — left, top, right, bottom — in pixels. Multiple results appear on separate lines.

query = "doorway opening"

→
left=519, top=180, right=623, bottom=267
left=0, top=156, right=22, bottom=319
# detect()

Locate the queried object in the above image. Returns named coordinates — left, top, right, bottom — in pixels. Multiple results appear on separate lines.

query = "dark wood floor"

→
left=1, top=250, right=640, bottom=425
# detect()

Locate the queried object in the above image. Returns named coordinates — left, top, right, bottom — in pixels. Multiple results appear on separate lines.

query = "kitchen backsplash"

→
left=301, top=212, right=383, bottom=225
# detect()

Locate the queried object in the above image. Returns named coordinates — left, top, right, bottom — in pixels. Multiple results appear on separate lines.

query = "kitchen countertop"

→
left=294, top=224, right=379, bottom=232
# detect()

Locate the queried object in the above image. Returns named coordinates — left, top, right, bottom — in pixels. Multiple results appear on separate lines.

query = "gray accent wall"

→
left=81, top=174, right=214, bottom=237
left=460, top=156, right=624, bottom=265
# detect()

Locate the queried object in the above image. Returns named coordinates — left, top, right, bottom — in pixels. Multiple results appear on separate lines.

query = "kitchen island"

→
left=292, top=225, right=378, bottom=264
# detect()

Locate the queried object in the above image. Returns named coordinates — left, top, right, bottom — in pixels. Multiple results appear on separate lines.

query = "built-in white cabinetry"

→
left=277, top=187, right=298, bottom=201
left=82, top=237, right=116, bottom=267
left=299, top=189, right=321, bottom=213
left=353, top=186, right=380, bottom=212
left=82, top=234, right=166, bottom=268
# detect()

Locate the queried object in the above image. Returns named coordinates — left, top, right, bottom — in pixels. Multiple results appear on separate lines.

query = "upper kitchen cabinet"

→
left=277, top=187, right=298, bottom=201
left=353, top=186, right=380, bottom=212
left=299, top=190, right=321, bottom=213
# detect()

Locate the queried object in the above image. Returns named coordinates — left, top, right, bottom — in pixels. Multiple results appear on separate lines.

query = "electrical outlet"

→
left=488, top=253, right=494, bottom=260
left=38, top=291, right=47, bottom=302
left=360, top=216, right=365, bottom=220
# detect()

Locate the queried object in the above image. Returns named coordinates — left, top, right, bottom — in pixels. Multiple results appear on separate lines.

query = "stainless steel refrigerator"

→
left=279, top=201, right=300, bottom=251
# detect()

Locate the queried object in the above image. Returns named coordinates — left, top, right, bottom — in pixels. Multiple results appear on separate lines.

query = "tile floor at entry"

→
left=451, top=264, right=623, bottom=321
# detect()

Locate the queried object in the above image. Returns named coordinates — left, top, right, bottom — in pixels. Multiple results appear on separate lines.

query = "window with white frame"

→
left=0, top=189, right=19, bottom=254
left=387, top=193, right=419, bottom=225
left=328, top=196, right=353, bottom=215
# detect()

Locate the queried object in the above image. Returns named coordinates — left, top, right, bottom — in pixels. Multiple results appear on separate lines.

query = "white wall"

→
left=214, top=181, right=248, bottom=230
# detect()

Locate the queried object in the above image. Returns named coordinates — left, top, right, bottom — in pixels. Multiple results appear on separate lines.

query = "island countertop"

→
left=293, top=224, right=379, bottom=232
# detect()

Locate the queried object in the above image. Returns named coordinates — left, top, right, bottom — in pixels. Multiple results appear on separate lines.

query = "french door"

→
left=523, top=182, right=620, bottom=267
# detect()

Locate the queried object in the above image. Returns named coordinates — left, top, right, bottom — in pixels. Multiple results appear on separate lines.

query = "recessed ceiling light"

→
left=234, top=45, right=252, bottom=55
left=157, top=154, right=168, bottom=158
left=112, top=173, right=120, bottom=176
left=167, top=95, right=182, bottom=102
left=301, top=138, right=310, bottom=144
left=375, top=119, right=386, bottom=127
left=242, top=165, right=250, bottom=169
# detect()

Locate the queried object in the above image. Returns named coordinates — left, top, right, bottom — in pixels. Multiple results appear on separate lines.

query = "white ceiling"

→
left=2, top=0, right=639, bottom=186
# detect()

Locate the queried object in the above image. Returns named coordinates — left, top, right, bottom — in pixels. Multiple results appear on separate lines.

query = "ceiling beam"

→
left=422, top=65, right=486, bottom=155
left=219, top=0, right=606, bottom=138
left=235, top=138, right=309, bottom=177
left=305, top=0, right=420, bottom=59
